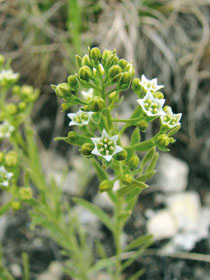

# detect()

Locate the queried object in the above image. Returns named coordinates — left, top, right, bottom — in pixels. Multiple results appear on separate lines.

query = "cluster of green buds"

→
left=0, top=54, right=39, bottom=130
left=0, top=54, right=35, bottom=212
left=53, top=47, right=181, bottom=192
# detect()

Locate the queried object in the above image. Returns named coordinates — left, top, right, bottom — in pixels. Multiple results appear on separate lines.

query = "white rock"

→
left=38, top=262, right=63, bottom=280
left=93, top=192, right=113, bottom=210
left=166, top=192, right=201, bottom=231
left=147, top=209, right=178, bottom=240
left=156, top=154, right=189, bottom=192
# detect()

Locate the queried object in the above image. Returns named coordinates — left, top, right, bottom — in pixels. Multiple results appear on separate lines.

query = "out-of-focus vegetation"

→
left=1, top=0, right=209, bottom=170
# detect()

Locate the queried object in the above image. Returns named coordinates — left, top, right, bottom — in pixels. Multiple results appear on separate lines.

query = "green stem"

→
left=112, top=117, right=140, bottom=123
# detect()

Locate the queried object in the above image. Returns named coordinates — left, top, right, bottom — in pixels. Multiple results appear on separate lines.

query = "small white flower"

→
left=0, top=121, right=14, bottom=138
left=91, top=129, right=123, bottom=162
left=67, top=110, right=94, bottom=126
left=0, top=166, right=13, bottom=187
left=137, top=91, right=165, bottom=117
left=161, top=107, right=182, bottom=128
left=140, top=74, right=164, bottom=92
left=81, top=88, right=94, bottom=101
left=0, top=69, right=19, bottom=85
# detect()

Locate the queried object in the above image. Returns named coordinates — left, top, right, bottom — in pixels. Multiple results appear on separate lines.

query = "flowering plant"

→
left=0, top=48, right=181, bottom=279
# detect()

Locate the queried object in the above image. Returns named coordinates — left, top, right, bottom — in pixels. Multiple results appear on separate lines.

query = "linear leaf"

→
left=73, top=198, right=114, bottom=232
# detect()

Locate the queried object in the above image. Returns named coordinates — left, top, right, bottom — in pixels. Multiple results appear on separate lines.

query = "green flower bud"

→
left=121, top=174, right=133, bottom=185
left=128, top=154, right=140, bottom=169
left=18, top=101, right=27, bottom=111
left=6, top=103, right=17, bottom=115
left=55, top=83, right=71, bottom=98
left=125, top=63, right=135, bottom=78
left=163, top=106, right=172, bottom=114
left=0, top=152, right=4, bottom=163
left=67, top=131, right=78, bottom=142
left=118, top=59, right=128, bottom=69
left=98, top=64, right=105, bottom=76
left=114, top=149, right=128, bottom=161
left=109, top=65, right=122, bottom=82
left=5, top=151, right=17, bottom=167
left=0, top=54, right=5, bottom=66
left=153, top=91, right=164, bottom=99
left=138, top=120, right=148, bottom=132
left=118, top=72, right=131, bottom=89
left=88, top=96, right=105, bottom=112
left=108, top=91, right=118, bottom=102
left=81, top=55, right=91, bottom=67
left=11, top=201, right=21, bottom=211
left=19, top=187, right=33, bottom=201
left=67, top=75, right=78, bottom=91
left=80, top=143, right=94, bottom=156
left=106, top=54, right=119, bottom=69
left=111, top=55, right=119, bottom=65
left=99, top=180, right=113, bottom=192
left=169, top=137, right=175, bottom=144
left=132, top=78, right=142, bottom=92
left=156, top=134, right=170, bottom=147
left=90, top=47, right=101, bottom=62
left=61, top=103, right=72, bottom=111
left=75, top=55, right=82, bottom=68
left=12, top=85, right=21, bottom=95
left=79, top=66, right=92, bottom=81
left=102, top=49, right=112, bottom=62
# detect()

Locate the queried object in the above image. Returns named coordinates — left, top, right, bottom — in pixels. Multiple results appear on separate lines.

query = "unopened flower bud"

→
left=98, top=64, right=105, bottom=76
left=67, top=131, right=78, bottom=142
left=75, top=55, right=82, bottom=68
left=18, top=101, right=27, bottom=111
left=55, top=83, right=71, bottom=98
left=169, top=137, right=175, bottom=143
left=118, top=72, right=131, bottom=89
left=125, top=63, right=135, bottom=78
left=122, top=174, right=133, bottom=185
left=80, top=143, right=94, bottom=156
left=67, top=75, right=78, bottom=91
left=5, top=151, right=17, bottom=167
left=138, top=120, right=148, bottom=132
left=99, top=180, right=113, bottom=192
left=118, top=59, right=128, bottom=69
left=88, top=96, right=105, bottom=112
left=12, top=85, right=21, bottom=95
left=108, top=91, right=118, bottom=102
left=128, top=154, right=139, bottom=169
left=6, top=103, right=17, bottom=115
left=90, top=47, right=101, bottom=62
left=163, top=106, right=172, bottom=114
left=79, top=66, right=92, bottom=81
left=11, top=201, right=21, bottom=211
left=109, top=65, right=122, bottom=82
left=102, top=49, right=112, bottom=62
left=156, top=134, right=170, bottom=147
left=153, top=91, right=164, bottom=99
left=19, top=187, right=33, bottom=201
left=81, top=55, right=91, bottom=67
left=0, top=152, right=4, bottom=163
left=132, top=78, right=142, bottom=92
left=61, top=103, right=71, bottom=111
left=114, top=149, right=128, bottom=161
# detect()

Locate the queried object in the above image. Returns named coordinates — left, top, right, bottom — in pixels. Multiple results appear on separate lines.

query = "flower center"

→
left=97, top=138, right=115, bottom=156
left=163, top=115, right=178, bottom=126
left=74, top=112, right=89, bottom=124
left=144, top=98, right=159, bottom=114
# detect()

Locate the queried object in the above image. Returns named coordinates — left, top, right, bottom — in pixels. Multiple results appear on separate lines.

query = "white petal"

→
left=110, top=135, right=118, bottom=143
left=67, top=113, right=76, bottom=120
left=91, top=147, right=102, bottom=157
left=103, top=155, right=113, bottom=162
left=101, top=129, right=109, bottom=138
left=91, top=137, right=100, bottom=145
left=113, top=145, right=123, bottom=155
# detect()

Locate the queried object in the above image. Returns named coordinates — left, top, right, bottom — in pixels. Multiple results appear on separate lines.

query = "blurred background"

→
left=0, top=0, right=210, bottom=279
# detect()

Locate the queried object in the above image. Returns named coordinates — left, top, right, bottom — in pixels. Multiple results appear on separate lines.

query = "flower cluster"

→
left=53, top=47, right=182, bottom=191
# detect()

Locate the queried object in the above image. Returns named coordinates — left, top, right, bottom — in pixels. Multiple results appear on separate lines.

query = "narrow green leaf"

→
left=167, top=124, right=181, bottom=136
left=89, top=258, right=114, bottom=273
left=146, top=152, right=159, bottom=172
left=73, top=198, right=114, bottom=232
left=128, top=268, right=145, bottom=280
left=136, top=170, right=156, bottom=182
left=131, top=139, right=155, bottom=152
left=124, top=234, right=153, bottom=251
left=140, top=147, right=156, bottom=169
left=131, top=127, right=140, bottom=145
left=92, top=159, right=108, bottom=181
